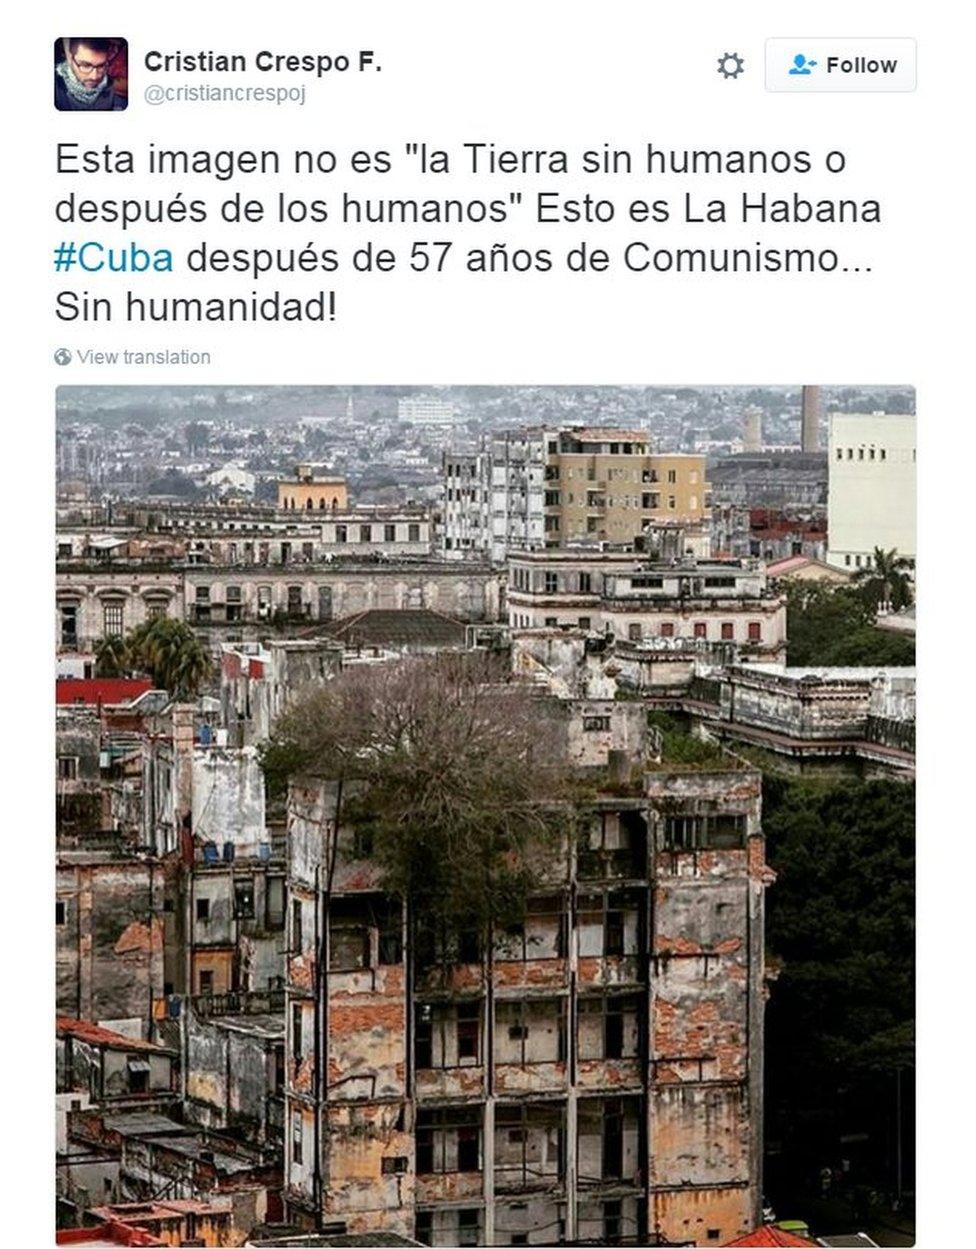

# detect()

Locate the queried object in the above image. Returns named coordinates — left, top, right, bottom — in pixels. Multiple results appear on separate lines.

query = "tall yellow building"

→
left=543, top=429, right=708, bottom=546
left=277, top=464, right=349, bottom=512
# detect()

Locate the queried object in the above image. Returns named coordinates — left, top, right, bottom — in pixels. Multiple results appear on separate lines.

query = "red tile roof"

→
left=725, top=1227, right=817, bottom=1247
left=57, top=1222, right=164, bottom=1246
left=56, top=678, right=154, bottom=707
left=57, top=1016, right=175, bottom=1055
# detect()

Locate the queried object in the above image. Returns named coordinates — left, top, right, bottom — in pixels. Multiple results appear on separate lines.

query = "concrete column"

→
left=483, top=1097, right=495, bottom=1245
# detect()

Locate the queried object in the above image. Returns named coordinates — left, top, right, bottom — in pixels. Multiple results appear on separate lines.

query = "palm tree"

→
left=94, top=633, right=131, bottom=677
left=854, top=547, right=914, bottom=613
left=123, top=618, right=213, bottom=698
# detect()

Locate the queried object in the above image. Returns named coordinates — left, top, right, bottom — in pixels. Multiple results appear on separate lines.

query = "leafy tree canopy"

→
left=260, top=653, right=580, bottom=941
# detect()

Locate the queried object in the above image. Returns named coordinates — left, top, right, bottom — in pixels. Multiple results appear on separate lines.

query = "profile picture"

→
left=54, top=37, right=128, bottom=111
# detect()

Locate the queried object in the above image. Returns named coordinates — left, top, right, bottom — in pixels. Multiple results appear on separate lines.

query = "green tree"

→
left=118, top=617, right=212, bottom=698
left=854, top=547, right=914, bottom=613
left=261, top=653, right=577, bottom=945
left=785, top=582, right=914, bottom=667
left=94, top=633, right=131, bottom=678
left=763, top=774, right=915, bottom=1206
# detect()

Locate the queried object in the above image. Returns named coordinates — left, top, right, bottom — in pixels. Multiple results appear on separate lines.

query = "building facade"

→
left=826, top=413, right=917, bottom=569
left=442, top=428, right=709, bottom=564
left=505, top=550, right=787, bottom=663
left=282, top=748, right=768, bottom=1246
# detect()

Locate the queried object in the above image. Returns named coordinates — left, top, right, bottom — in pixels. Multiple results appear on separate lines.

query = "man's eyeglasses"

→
left=71, top=55, right=109, bottom=77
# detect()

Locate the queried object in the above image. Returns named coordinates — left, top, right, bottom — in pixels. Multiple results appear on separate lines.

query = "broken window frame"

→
left=660, top=812, right=747, bottom=852
left=578, top=994, right=642, bottom=1061
left=233, top=879, right=255, bottom=920
left=577, top=889, right=639, bottom=958
left=415, top=1106, right=483, bottom=1175
left=496, top=998, right=567, bottom=1067
left=495, top=1102, right=566, bottom=1188
left=414, top=1000, right=483, bottom=1070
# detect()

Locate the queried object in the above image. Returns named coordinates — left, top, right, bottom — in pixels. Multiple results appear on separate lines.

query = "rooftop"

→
left=56, top=679, right=154, bottom=707
left=724, top=1227, right=817, bottom=1247
left=57, top=1018, right=177, bottom=1056
left=317, top=609, right=467, bottom=649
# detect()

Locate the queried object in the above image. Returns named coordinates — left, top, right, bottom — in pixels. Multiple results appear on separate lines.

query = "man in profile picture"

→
left=54, top=38, right=127, bottom=111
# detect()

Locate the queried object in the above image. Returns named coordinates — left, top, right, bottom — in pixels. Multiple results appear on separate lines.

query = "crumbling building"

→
left=281, top=702, right=768, bottom=1246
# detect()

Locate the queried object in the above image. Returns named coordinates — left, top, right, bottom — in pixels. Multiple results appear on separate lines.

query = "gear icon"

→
left=717, top=52, right=745, bottom=80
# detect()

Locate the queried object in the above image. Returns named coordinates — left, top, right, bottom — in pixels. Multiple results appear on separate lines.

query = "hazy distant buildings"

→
left=398, top=396, right=458, bottom=427
left=826, top=414, right=916, bottom=569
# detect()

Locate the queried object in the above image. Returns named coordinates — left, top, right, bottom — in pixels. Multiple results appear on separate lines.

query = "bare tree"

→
left=261, top=652, right=576, bottom=942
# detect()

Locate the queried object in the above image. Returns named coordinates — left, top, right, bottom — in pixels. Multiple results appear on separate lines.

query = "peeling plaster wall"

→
left=284, top=764, right=766, bottom=1244
left=56, top=859, right=166, bottom=1035
left=192, top=747, right=266, bottom=853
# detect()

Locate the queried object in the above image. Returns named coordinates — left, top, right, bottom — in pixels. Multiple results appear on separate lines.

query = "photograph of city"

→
left=55, top=385, right=915, bottom=1248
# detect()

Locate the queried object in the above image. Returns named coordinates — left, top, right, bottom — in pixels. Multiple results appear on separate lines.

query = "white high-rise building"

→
left=827, top=413, right=916, bottom=570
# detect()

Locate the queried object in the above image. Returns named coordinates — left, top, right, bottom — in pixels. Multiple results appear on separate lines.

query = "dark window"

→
left=60, top=605, right=78, bottom=647
left=415, top=1005, right=433, bottom=1069
left=415, top=1131, right=434, bottom=1175
left=195, top=897, right=210, bottom=922
left=602, top=1101, right=624, bottom=1178
left=330, top=926, right=370, bottom=971
left=292, top=1003, right=303, bottom=1062
left=721, top=622, right=734, bottom=640
left=57, top=756, right=78, bottom=780
left=457, top=929, right=480, bottom=964
left=378, top=915, right=402, bottom=965
left=604, top=1199, right=623, bottom=1242
left=605, top=910, right=625, bottom=956
left=457, top=1209, right=480, bottom=1247
left=384, top=524, right=396, bottom=543
left=234, top=880, right=255, bottom=919
left=694, top=621, right=707, bottom=638
left=199, top=970, right=214, bottom=995
left=381, top=1155, right=409, bottom=1174
left=583, top=715, right=611, bottom=732
left=408, top=523, right=421, bottom=542
left=415, top=1212, right=432, bottom=1246
left=579, top=572, right=592, bottom=593
left=457, top=1128, right=479, bottom=1171
left=292, top=899, right=303, bottom=950
left=292, top=1111, right=303, bottom=1164
left=127, top=1060, right=149, bottom=1095
left=748, top=621, right=762, bottom=642
left=457, top=1002, right=480, bottom=1062
left=56, top=900, right=66, bottom=925
left=605, top=1003, right=624, bottom=1059
left=336, top=524, right=347, bottom=543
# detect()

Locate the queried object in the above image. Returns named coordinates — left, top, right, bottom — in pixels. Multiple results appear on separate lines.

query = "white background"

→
left=3, top=3, right=973, bottom=1245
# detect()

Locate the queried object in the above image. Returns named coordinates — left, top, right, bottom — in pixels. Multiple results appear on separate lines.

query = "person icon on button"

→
left=789, top=53, right=817, bottom=75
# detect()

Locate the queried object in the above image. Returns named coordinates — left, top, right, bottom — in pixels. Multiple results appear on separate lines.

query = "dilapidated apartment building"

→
left=282, top=698, right=769, bottom=1247
left=506, top=546, right=787, bottom=665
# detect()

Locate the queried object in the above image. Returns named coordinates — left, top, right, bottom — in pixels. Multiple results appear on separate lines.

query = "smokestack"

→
left=801, top=386, right=821, bottom=452
left=743, top=407, right=762, bottom=453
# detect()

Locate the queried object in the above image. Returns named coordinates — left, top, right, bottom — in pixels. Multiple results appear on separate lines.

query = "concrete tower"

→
left=743, top=407, right=763, bottom=453
left=801, top=386, right=821, bottom=452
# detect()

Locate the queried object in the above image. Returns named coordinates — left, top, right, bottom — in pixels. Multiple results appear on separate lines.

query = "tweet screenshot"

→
left=12, top=3, right=966, bottom=1247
